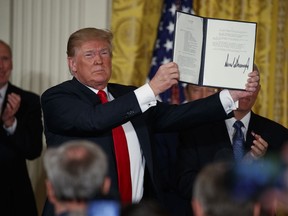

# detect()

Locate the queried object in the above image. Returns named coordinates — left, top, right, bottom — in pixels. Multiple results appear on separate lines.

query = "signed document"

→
left=173, top=11, right=257, bottom=90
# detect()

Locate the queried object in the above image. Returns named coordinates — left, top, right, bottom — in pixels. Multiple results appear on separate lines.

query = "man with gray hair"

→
left=192, top=162, right=261, bottom=216
left=0, top=39, right=43, bottom=216
left=43, top=140, right=112, bottom=216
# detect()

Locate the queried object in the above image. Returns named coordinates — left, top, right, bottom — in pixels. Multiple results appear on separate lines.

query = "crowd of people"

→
left=0, top=26, right=287, bottom=216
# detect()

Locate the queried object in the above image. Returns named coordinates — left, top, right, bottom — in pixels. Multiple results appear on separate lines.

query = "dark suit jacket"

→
left=41, top=78, right=231, bottom=214
left=0, top=83, right=43, bottom=215
left=176, top=112, right=288, bottom=200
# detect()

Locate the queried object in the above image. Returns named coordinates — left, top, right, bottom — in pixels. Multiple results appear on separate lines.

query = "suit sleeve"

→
left=2, top=93, right=43, bottom=160
left=175, top=130, right=201, bottom=200
left=41, top=85, right=143, bottom=136
left=150, top=92, right=232, bottom=132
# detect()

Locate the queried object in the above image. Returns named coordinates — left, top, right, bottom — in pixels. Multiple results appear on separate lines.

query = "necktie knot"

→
left=97, top=90, right=108, bottom=104
left=233, top=120, right=244, bottom=130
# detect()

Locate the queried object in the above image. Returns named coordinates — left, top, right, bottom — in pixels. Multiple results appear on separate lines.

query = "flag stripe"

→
left=149, top=0, right=193, bottom=104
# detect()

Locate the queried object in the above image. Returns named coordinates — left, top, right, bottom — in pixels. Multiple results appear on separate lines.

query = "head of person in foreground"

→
left=43, top=140, right=110, bottom=215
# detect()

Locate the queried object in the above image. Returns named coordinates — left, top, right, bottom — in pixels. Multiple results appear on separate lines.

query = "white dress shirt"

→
left=225, top=112, right=251, bottom=143
left=88, top=83, right=237, bottom=202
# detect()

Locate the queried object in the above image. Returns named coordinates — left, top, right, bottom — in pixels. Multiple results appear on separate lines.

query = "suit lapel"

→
left=71, top=77, right=101, bottom=105
left=1, top=83, right=13, bottom=115
left=215, top=121, right=232, bottom=148
left=245, top=112, right=256, bottom=149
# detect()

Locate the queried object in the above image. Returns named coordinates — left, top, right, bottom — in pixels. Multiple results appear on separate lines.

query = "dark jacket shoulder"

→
left=8, top=83, right=40, bottom=100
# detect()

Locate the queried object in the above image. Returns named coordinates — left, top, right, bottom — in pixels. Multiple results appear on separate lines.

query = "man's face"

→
left=237, top=85, right=260, bottom=112
left=68, top=40, right=112, bottom=89
left=185, top=85, right=218, bottom=101
left=0, top=43, right=12, bottom=88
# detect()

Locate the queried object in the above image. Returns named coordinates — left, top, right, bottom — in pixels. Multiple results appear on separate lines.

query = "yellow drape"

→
left=110, top=0, right=163, bottom=87
left=111, top=0, right=287, bottom=128
left=193, top=0, right=288, bottom=127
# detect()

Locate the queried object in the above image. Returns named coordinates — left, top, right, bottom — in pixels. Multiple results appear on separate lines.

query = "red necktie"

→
left=97, top=90, right=132, bottom=204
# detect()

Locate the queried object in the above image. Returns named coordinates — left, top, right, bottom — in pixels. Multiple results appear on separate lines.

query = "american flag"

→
left=149, top=0, right=193, bottom=104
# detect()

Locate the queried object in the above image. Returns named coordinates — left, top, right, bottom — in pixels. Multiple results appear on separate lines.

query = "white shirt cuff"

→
left=3, top=118, right=17, bottom=135
left=134, top=83, right=157, bottom=113
left=219, top=89, right=238, bottom=114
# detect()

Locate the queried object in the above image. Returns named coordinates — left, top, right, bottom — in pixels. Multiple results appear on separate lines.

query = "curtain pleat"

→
left=110, top=0, right=163, bottom=86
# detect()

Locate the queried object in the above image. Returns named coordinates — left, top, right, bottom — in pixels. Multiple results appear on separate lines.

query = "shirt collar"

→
left=87, top=86, right=108, bottom=95
left=86, top=86, right=114, bottom=101
left=0, top=83, right=8, bottom=98
left=225, top=111, right=251, bottom=140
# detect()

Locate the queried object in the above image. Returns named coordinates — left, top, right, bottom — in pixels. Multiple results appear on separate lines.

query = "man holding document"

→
left=41, top=27, right=259, bottom=215
left=173, top=11, right=257, bottom=90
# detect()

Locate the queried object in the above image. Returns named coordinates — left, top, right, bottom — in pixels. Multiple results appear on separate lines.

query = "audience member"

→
left=0, top=40, right=43, bottom=215
left=43, top=139, right=115, bottom=216
left=176, top=64, right=288, bottom=214
left=272, top=140, right=288, bottom=216
left=41, top=27, right=259, bottom=215
left=192, top=162, right=261, bottom=216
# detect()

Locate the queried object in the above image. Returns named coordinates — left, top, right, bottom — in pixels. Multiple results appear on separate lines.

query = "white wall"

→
left=0, top=0, right=11, bottom=43
left=8, top=0, right=111, bottom=94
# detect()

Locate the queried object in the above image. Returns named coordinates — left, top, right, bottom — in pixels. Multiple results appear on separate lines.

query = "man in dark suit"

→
left=41, top=27, right=259, bottom=215
left=176, top=66, right=288, bottom=214
left=0, top=40, right=43, bottom=215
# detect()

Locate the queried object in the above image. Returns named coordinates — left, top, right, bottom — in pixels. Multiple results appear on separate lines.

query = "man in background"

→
left=192, top=162, right=261, bottom=216
left=0, top=40, right=43, bottom=215
left=177, top=65, right=288, bottom=214
left=43, top=139, right=116, bottom=216
left=183, top=84, right=219, bottom=103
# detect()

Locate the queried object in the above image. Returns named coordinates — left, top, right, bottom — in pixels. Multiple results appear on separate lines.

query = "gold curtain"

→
left=193, top=0, right=288, bottom=127
left=110, top=0, right=163, bottom=87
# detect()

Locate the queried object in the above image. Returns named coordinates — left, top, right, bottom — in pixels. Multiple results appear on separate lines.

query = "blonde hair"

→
left=66, top=27, right=113, bottom=57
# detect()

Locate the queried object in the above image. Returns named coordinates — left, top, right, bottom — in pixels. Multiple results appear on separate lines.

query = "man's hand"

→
left=243, top=132, right=268, bottom=163
left=250, top=132, right=268, bottom=158
left=1, top=93, right=21, bottom=127
left=229, top=70, right=260, bottom=102
left=149, top=62, right=179, bottom=96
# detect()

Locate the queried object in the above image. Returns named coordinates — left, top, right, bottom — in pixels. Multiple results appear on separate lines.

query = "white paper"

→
left=203, top=19, right=256, bottom=89
left=173, top=12, right=203, bottom=84
left=173, top=11, right=256, bottom=90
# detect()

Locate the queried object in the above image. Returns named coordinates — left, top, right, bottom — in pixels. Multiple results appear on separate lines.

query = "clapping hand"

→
left=1, top=93, right=21, bottom=127
left=250, top=131, right=268, bottom=158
